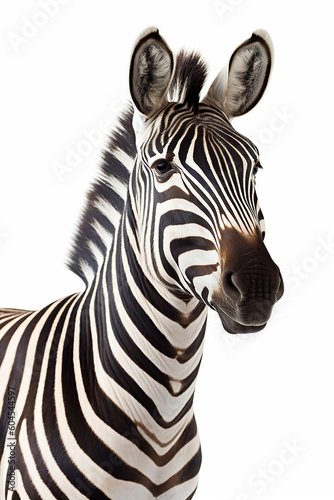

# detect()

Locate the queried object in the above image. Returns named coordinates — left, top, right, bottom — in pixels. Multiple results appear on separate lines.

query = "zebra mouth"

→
left=213, top=304, right=268, bottom=334
left=219, top=312, right=267, bottom=334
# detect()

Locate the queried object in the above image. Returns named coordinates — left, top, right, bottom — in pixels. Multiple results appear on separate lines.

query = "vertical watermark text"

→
left=7, top=386, right=16, bottom=492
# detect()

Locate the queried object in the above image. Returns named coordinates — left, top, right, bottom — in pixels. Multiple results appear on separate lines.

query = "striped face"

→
left=131, top=102, right=283, bottom=333
left=129, top=28, right=283, bottom=333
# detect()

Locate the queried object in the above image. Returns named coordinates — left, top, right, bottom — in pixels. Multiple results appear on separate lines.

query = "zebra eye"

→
left=151, top=159, right=175, bottom=181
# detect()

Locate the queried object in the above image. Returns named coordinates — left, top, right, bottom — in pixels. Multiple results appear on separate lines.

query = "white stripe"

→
left=94, top=197, right=121, bottom=228
left=112, top=147, right=134, bottom=173
left=19, top=419, right=57, bottom=499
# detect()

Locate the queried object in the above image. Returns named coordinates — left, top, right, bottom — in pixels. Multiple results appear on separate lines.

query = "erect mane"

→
left=67, top=52, right=208, bottom=284
left=67, top=105, right=136, bottom=283
left=169, top=50, right=208, bottom=110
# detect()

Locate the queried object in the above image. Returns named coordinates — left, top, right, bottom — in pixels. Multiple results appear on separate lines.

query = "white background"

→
left=0, top=1, right=333, bottom=499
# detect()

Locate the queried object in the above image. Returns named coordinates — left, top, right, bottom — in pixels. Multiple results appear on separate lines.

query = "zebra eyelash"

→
left=253, top=162, right=263, bottom=176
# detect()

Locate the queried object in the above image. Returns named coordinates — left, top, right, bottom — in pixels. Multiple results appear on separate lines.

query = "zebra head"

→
left=129, top=28, right=284, bottom=334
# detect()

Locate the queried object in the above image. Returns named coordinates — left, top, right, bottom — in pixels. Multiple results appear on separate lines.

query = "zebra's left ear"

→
left=130, top=27, right=174, bottom=119
left=204, top=30, right=273, bottom=118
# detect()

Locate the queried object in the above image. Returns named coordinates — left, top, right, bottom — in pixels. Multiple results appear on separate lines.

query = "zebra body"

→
left=0, top=28, right=283, bottom=499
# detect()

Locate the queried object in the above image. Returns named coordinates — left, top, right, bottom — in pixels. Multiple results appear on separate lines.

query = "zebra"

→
left=0, top=27, right=283, bottom=499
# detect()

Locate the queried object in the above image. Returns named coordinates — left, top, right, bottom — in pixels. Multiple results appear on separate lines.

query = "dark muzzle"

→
left=212, top=229, right=284, bottom=334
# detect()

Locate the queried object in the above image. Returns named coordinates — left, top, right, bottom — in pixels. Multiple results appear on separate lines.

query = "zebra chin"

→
left=213, top=303, right=270, bottom=334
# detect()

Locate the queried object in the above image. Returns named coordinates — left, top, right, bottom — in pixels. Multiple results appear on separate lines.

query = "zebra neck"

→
left=80, top=212, right=208, bottom=434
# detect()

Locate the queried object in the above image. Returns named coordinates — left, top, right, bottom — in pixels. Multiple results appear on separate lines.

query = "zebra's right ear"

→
left=130, top=27, right=174, bottom=120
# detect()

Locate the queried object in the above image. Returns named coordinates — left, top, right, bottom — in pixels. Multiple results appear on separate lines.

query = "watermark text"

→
left=7, top=387, right=16, bottom=492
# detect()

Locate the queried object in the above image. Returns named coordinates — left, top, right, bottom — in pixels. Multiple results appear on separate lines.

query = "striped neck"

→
left=78, top=201, right=207, bottom=449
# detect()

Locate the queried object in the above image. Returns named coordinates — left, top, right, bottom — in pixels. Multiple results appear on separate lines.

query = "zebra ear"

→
left=130, top=27, right=174, bottom=118
left=204, top=30, right=273, bottom=118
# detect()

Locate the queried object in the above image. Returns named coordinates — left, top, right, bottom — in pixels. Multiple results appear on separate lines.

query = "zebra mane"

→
left=67, top=105, right=136, bottom=283
left=169, top=50, right=208, bottom=111
left=67, top=51, right=208, bottom=284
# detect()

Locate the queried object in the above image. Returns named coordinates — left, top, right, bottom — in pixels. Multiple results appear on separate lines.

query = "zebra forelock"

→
left=169, top=51, right=208, bottom=112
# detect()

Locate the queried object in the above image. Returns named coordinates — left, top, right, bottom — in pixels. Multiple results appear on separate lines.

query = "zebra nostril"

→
left=222, top=272, right=241, bottom=302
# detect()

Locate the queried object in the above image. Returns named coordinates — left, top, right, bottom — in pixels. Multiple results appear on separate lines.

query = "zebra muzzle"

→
left=211, top=230, right=284, bottom=333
